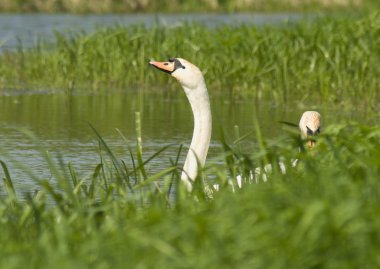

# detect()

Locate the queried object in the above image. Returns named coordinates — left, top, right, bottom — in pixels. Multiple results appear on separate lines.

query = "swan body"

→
left=246, top=111, right=322, bottom=185
left=149, top=57, right=321, bottom=193
left=149, top=58, right=212, bottom=191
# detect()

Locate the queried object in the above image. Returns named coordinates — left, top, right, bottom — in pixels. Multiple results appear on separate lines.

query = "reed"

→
left=1, top=119, right=380, bottom=268
left=1, top=12, right=380, bottom=268
left=1, top=12, right=380, bottom=108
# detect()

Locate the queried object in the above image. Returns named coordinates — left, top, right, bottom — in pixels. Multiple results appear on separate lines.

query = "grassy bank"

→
left=1, top=9, right=380, bottom=269
left=1, top=120, right=380, bottom=268
left=0, top=0, right=374, bottom=13
left=1, top=12, right=380, bottom=107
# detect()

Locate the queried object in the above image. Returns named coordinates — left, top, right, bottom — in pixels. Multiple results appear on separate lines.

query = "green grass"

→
left=1, top=120, right=380, bottom=268
left=1, top=12, right=380, bottom=108
left=1, top=11, right=380, bottom=268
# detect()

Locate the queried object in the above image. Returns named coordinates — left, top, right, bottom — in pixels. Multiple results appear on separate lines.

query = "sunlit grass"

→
left=1, top=11, right=380, bottom=269
left=1, top=120, right=380, bottom=268
left=1, top=12, right=380, bottom=108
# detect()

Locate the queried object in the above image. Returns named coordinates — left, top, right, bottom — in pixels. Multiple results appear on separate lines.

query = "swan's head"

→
left=299, top=111, right=321, bottom=149
left=149, top=58, right=204, bottom=89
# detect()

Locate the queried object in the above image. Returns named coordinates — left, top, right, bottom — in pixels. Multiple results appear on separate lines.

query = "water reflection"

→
left=1, top=89, right=370, bottom=191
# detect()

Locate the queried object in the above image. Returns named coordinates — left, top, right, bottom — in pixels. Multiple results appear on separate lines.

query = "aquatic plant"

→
left=1, top=12, right=380, bottom=108
left=1, top=119, right=380, bottom=268
left=1, top=10, right=380, bottom=269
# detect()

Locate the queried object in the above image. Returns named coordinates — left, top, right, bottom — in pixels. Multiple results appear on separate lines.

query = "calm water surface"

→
left=0, top=89, right=372, bottom=192
left=0, top=12, right=310, bottom=192
left=0, top=13, right=306, bottom=51
left=0, top=13, right=371, bottom=193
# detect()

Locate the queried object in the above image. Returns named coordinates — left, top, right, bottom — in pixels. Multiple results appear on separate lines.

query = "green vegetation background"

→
left=1, top=13, right=379, bottom=108
left=0, top=4, right=380, bottom=269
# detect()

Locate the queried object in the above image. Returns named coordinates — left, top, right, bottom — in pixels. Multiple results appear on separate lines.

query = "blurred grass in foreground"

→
left=0, top=119, right=380, bottom=268
left=0, top=8, right=380, bottom=269
left=0, top=12, right=380, bottom=108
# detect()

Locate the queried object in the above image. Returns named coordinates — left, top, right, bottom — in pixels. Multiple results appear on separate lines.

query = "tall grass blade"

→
left=135, top=111, right=147, bottom=181
left=1, top=160, right=17, bottom=201
left=89, top=123, right=131, bottom=191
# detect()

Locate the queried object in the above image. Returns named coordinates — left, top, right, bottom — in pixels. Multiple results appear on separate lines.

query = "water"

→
left=0, top=13, right=371, bottom=193
left=0, top=88, right=371, bottom=193
left=0, top=13, right=306, bottom=51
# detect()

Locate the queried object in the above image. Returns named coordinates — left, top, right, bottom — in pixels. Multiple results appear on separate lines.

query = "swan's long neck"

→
left=180, top=79, right=212, bottom=191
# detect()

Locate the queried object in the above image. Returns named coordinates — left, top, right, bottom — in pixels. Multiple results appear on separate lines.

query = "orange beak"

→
left=149, top=60, right=175, bottom=74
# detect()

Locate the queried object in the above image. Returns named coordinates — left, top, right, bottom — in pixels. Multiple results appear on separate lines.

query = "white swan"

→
left=240, top=110, right=322, bottom=187
left=299, top=111, right=321, bottom=149
left=149, top=58, right=212, bottom=191
left=149, top=58, right=322, bottom=192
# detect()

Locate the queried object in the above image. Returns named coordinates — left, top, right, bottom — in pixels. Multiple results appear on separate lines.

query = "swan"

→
left=299, top=111, right=321, bottom=149
left=149, top=57, right=322, bottom=192
left=149, top=58, right=212, bottom=192
left=238, top=110, right=322, bottom=187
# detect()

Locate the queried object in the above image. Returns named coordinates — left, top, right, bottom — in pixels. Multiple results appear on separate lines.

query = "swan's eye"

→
left=170, top=58, right=185, bottom=70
